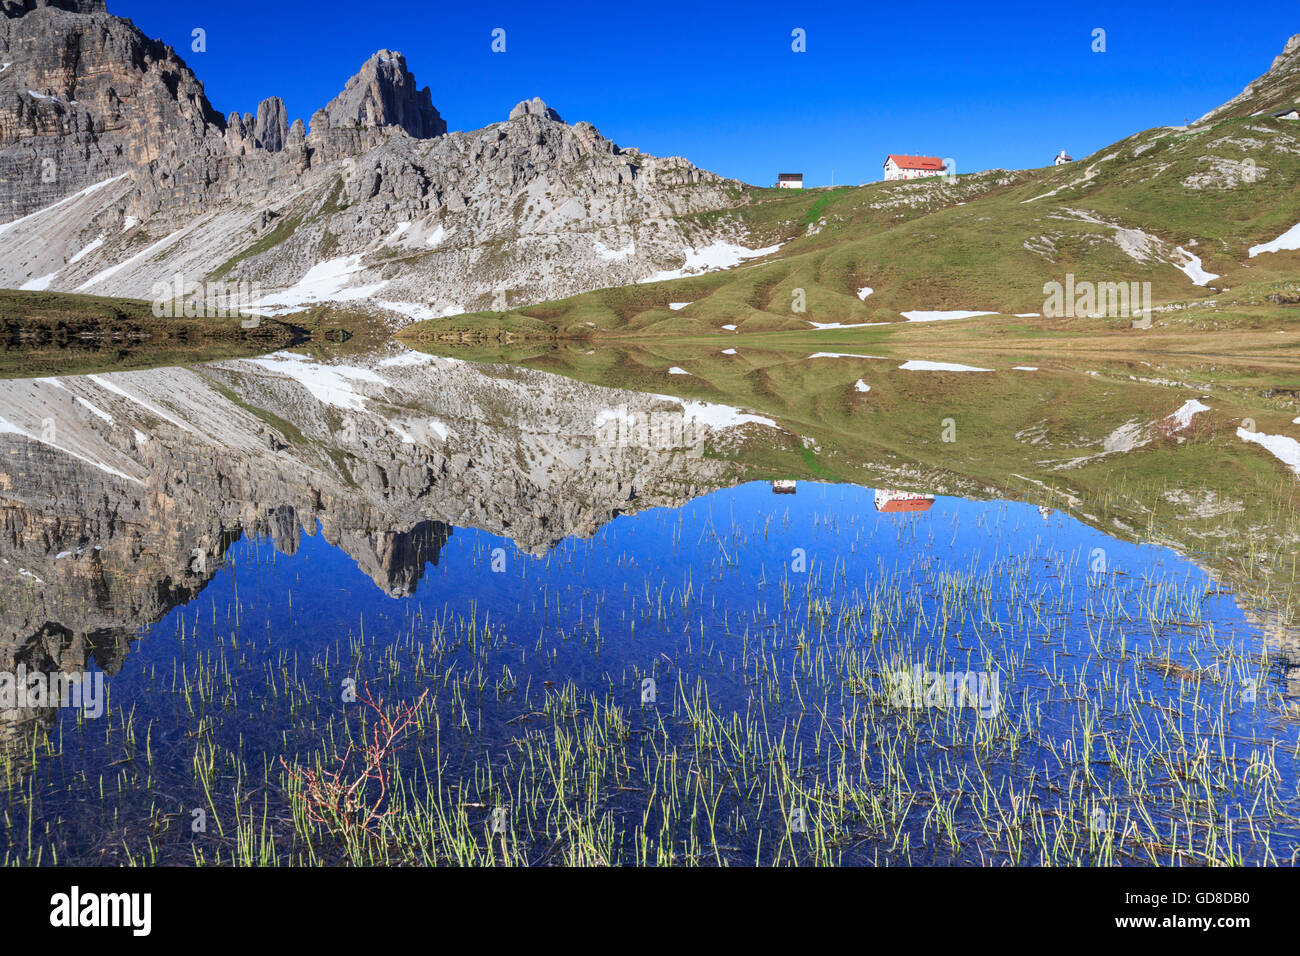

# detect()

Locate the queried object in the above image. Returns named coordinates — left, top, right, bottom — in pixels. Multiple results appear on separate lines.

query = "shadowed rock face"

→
left=0, top=618, right=123, bottom=754
left=0, top=349, right=780, bottom=725
left=0, top=0, right=225, bottom=221
left=2, top=1, right=107, bottom=16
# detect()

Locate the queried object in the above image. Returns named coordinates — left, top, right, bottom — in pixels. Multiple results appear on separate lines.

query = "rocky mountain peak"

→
left=319, top=49, right=446, bottom=139
left=1197, top=33, right=1300, bottom=124
left=509, top=96, right=562, bottom=123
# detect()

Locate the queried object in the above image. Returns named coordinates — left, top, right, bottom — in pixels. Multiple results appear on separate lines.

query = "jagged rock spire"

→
left=254, top=96, right=288, bottom=152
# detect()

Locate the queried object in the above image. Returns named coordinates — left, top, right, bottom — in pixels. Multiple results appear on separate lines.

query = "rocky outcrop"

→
left=509, top=96, right=562, bottom=123
left=2, top=1, right=107, bottom=16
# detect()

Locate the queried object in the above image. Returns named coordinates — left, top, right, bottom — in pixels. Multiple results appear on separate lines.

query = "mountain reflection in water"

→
left=0, top=345, right=1297, bottom=864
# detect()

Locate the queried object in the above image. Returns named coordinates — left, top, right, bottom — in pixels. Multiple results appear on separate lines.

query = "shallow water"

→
left=1, top=346, right=1297, bottom=865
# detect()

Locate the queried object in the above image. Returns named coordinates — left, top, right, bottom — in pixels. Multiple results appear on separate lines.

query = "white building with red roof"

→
left=883, top=155, right=946, bottom=181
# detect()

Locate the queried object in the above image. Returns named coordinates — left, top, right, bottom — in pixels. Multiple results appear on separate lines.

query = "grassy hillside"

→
left=401, top=61, right=1300, bottom=346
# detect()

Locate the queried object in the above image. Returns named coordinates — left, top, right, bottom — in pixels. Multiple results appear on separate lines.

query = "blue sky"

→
left=117, top=0, right=1297, bottom=186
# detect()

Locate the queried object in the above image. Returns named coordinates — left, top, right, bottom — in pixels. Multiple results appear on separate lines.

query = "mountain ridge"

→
left=0, top=0, right=757, bottom=317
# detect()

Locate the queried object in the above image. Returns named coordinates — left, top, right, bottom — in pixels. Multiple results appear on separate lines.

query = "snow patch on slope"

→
left=246, top=352, right=388, bottom=411
left=593, top=397, right=777, bottom=433
left=20, top=272, right=55, bottom=290
left=902, top=310, right=996, bottom=323
left=1169, top=398, right=1211, bottom=429
left=77, top=227, right=188, bottom=291
left=87, top=375, right=196, bottom=434
left=593, top=239, right=635, bottom=261
left=809, top=321, right=886, bottom=330
left=254, top=255, right=388, bottom=312
left=0, top=175, right=127, bottom=241
left=1249, top=221, right=1300, bottom=257
left=1174, top=247, right=1219, bottom=286
left=809, top=352, right=884, bottom=360
left=639, top=241, right=783, bottom=283
left=68, top=234, right=105, bottom=265
left=1238, top=427, right=1300, bottom=475
left=899, top=360, right=992, bottom=372
left=0, top=413, right=141, bottom=484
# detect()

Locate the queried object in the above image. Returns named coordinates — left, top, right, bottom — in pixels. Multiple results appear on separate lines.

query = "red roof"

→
left=885, top=155, right=945, bottom=171
left=874, top=490, right=936, bottom=513
left=876, top=497, right=934, bottom=513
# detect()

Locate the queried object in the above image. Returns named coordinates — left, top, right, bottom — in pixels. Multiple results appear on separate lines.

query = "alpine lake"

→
left=1, top=334, right=1297, bottom=866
